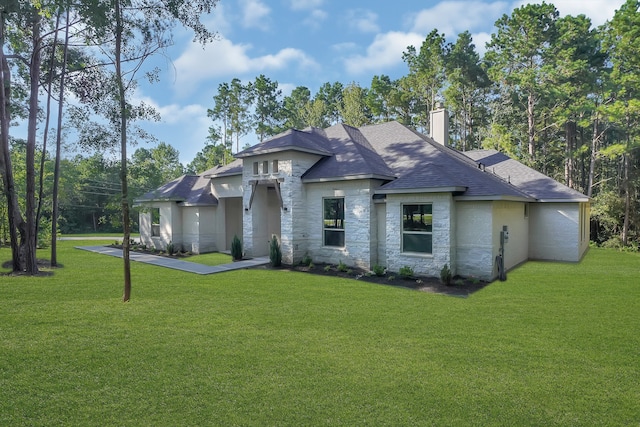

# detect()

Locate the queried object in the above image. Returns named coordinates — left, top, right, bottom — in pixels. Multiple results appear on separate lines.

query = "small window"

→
left=524, top=203, right=529, bottom=218
left=253, top=162, right=259, bottom=175
left=272, top=160, right=279, bottom=173
left=151, top=208, right=160, bottom=237
left=402, top=204, right=432, bottom=254
left=262, top=160, right=269, bottom=174
left=323, top=198, right=345, bottom=247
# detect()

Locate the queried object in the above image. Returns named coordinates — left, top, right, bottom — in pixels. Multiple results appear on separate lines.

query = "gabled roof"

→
left=359, top=121, right=532, bottom=200
left=301, top=124, right=396, bottom=182
left=134, top=174, right=218, bottom=206
left=463, top=149, right=590, bottom=201
left=203, top=159, right=243, bottom=178
left=235, top=128, right=332, bottom=158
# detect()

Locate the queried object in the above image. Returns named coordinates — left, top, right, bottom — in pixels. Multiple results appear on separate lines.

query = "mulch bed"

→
left=281, top=262, right=489, bottom=297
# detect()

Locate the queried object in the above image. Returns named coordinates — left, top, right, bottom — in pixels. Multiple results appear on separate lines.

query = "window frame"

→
left=401, top=203, right=433, bottom=254
left=323, top=197, right=345, bottom=248
left=262, top=160, right=269, bottom=175
left=272, top=160, right=279, bottom=173
left=151, top=207, right=160, bottom=237
left=252, top=161, right=259, bottom=175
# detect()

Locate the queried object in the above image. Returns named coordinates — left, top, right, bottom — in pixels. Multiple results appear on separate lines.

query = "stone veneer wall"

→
left=384, top=193, right=455, bottom=278
left=303, top=179, right=379, bottom=269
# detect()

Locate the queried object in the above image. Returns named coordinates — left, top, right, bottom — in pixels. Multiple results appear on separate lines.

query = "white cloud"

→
left=514, top=0, right=625, bottom=27
left=173, top=36, right=318, bottom=95
left=411, top=1, right=508, bottom=38
left=302, top=9, right=328, bottom=29
left=344, top=31, right=425, bottom=75
left=470, top=31, right=492, bottom=55
left=240, top=0, right=271, bottom=30
left=346, top=9, right=380, bottom=33
left=290, top=0, right=323, bottom=11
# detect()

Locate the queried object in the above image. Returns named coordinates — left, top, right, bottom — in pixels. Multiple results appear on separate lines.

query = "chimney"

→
left=429, top=102, right=449, bottom=146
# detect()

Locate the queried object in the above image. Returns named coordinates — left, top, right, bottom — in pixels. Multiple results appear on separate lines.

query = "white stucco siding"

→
left=211, top=175, right=242, bottom=198
left=304, top=180, right=377, bottom=269
left=529, top=202, right=583, bottom=261
left=385, top=193, right=455, bottom=278
left=181, top=207, right=218, bottom=253
left=492, top=201, right=529, bottom=271
left=456, top=201, right=494, bottom=280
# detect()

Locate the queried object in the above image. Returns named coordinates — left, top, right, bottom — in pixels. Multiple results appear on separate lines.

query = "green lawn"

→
left=0, top=242, right=638, bottom=426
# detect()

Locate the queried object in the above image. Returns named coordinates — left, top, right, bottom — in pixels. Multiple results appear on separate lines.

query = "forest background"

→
left=2, top=0, right=639, bottom=263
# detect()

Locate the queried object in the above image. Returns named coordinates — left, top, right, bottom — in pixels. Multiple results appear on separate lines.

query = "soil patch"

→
left=1, top=259, right=59, bottom=277
left=282, top=262, right=489, bottom=297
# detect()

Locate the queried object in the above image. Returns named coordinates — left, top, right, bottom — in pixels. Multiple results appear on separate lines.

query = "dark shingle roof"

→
left=359, top=122, right=532, bottom=199
left=135, top=174, right=218, bottom=206
left=464, top=149, right=589, bottom=201
left=204, top=159, right=243, bottom=178
left=235, top=129, right=332, bottom=158
left=301, top=124, right=396, bottom=181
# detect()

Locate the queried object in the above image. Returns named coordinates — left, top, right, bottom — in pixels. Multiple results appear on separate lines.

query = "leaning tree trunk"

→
left=587, top=112, right=600, bottom=198
left=527, top=91, right=536, bottom=163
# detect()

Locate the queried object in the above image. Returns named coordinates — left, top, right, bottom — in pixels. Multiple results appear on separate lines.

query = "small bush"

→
left=346, top=269, right=353, bottom=275
left=324, top=265, right=332, bottom=272
left=308, top=262, right=314, bottom=270
left=166, top=241, right=176, bottom=255
left=301, top=254, right=313, bottom=266
left=337, top=260, right=348, bottom=272
left=387, top=275, right=396, bottom=281
left=269, top=235, right=282, bottom=267
left=440, top=264, right=452, bottom=286
left=231, top=235, right=243, bottom=260
left=372, top=264, right=386, bottom=277
left=399, top=265, right=414, bottom=279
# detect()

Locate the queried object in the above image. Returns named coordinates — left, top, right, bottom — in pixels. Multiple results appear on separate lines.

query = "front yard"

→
left=0, top=242, right=638, bottom=425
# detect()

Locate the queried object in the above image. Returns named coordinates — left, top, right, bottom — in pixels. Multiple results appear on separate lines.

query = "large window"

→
left=402, top=204, right=432, bottom=254
left=323, top=198, right=345, bottom=247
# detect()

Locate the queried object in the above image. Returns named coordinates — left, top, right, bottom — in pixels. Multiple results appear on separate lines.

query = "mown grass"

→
left=0, top=243, right=638, bottom=426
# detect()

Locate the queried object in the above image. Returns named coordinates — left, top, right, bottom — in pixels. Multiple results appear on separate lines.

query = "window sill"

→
left=400, top=251, right=433, bottom=258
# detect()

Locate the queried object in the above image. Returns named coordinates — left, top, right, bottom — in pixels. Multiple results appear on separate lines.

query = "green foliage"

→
left=166, top=241, right=176, bottom=256
left=324, top=265, right=331, bottom=272
left=372, top=264, right=386, bottom=277
left=337, top=260, right=348, bottom=272
left=301, top=254, right=312, bottom=266
left=399, top=265, right=414, bottom=279
left=269, top=235, right=282, bottom=267
left=440, top=263, right=452, bottom=286
left=231, top=235, right=242, bottom=261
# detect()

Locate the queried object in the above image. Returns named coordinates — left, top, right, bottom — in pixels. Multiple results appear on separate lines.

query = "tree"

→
left=443, top=31, right=490, bottom=151
left=403, top=29, right=446, bottom=133
left=366, top=75, right=395, bottom=123
left=602, top=0, right=640, bottom=246
left=315, top=81, right=343, bottom=125
left=251, top=74, right=282, bottom=141
left=485, top=3, right=560, bottom=164
left=339, top=82, right=370, bottom=127
left=282, top=86, right=311, bottom=129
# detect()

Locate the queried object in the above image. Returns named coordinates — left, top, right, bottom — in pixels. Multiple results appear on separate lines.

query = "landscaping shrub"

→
left=399, top=265, right=414, bottom=279
left=166, top=241, right=176, bottom=255
left=440, top=263, right=452, bottom=286
left=231, top=235, right=243, bottom=260
left=372, top=264, right=386, bottom=277
left=337, top=260, right=348, bottom=272
left=301, top=254, right=313, bottom=266
left=269, top=235, right=282, bottom=267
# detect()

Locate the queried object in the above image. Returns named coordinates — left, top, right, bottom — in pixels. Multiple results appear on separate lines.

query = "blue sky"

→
left=73, top=1, right=626, bottom=165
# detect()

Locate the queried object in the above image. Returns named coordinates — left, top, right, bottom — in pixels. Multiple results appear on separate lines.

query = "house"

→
left=135, top=107, right=590, bottom=281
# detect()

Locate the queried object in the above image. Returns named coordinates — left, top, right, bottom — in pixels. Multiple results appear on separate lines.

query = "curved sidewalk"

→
left=76, top=245, right=270, bottom=275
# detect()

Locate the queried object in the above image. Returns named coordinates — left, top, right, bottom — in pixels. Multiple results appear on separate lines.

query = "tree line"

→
left=200, top=1, right=640, bottom=250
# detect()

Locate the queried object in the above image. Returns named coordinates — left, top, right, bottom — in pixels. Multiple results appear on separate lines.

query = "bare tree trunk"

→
left=621, top=151, right=630, bottom=246
left=24, top=8, right=42, bottom=275
left=587, top=113, right=599, bottom=198
left=527, top=92, right=536, bottom=162
left=565, top=121, right=576, bottom=188
left=0, top=14, right=24, bottom=272
left=115, top=0, right=132, bottom=302
left=51, top=8, right=70, bottom=267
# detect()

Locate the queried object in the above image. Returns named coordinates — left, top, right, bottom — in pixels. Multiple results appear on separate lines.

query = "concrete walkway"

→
left=76, top=245, right=270, bottom=275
